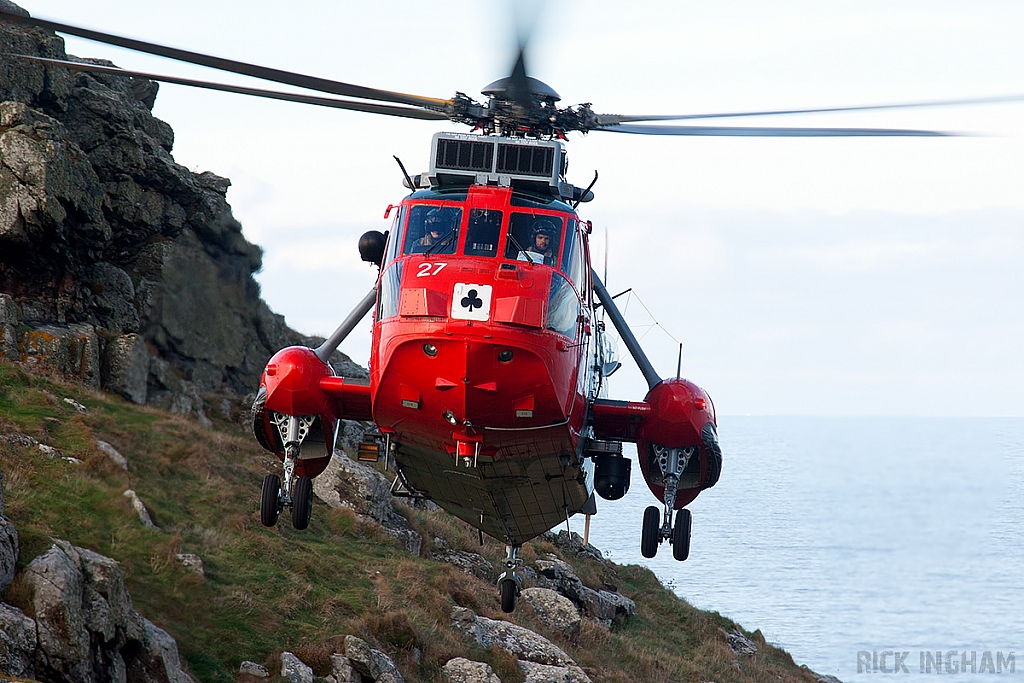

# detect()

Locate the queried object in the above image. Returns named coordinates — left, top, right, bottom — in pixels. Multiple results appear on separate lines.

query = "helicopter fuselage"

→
left=370, top=184, right=596, bottom=544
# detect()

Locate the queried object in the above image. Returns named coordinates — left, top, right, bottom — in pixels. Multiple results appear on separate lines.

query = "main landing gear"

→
left=260, top=413, right=315, bottom=530
left=641, top=505, right=691, bottom=561
left=641, top=444, right=695, bottom=561
left=497, top=544, right=524, bottom=613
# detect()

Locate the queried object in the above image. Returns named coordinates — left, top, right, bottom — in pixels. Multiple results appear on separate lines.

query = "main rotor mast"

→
left=447, top=78, right=601, bottom=140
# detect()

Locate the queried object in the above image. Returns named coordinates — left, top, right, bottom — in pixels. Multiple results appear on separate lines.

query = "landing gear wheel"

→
left=291, top=475, right=313, bottom=530
left=499, top=579, right=518, bottom=613
left=260, top=474, right=281, bottom=527
left=672, top=508, right=692, bottom=561
left=641, top=505, right=661, bottom=558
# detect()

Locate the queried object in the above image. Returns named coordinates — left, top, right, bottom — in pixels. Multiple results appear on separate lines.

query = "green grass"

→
left=0, top=360, right=821, bottom=683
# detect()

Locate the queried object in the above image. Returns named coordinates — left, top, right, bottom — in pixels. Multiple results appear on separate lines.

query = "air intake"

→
left=428, top=133, right=580, bottom=201
left=435, top=138, right=494, bottom=173
left=496, top=143, right=554, bottom=177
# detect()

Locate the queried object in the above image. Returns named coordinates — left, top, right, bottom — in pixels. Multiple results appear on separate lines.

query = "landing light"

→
left=423, top=343, right=438, bottom=357
left=498, top=350, right=514, bottom=363
left=443, top=410, right=459, bottom=425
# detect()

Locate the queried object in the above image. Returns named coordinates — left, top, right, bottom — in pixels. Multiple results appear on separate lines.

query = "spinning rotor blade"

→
left=502, top=0, right=544, bottom=110
left=595, top=93, right=1024, bottom=125
left=0, top=8, right=451, bottom=111
left=13, top=56, right=448, bottom=121
left=505, top=46, right=534, bottom=110
left=595, top=123, right=952, bottom=137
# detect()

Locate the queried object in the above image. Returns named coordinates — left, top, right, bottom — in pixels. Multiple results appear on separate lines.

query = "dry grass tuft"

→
left=486, top=644, right=525, bottom=683
left=2, top=573, right=36, bottom=618
left=363, top=609, right=422, bottom=653
left=148, top=534, right=183, bottom=574
left=323, top=506, right=357, bottom=537
left=292, top=641, right=335, bottom=675
left=576, top=616, right=611, bottom=650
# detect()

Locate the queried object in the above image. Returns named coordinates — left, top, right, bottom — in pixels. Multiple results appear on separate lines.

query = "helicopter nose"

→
left=375, top=337, right=565, bottom=433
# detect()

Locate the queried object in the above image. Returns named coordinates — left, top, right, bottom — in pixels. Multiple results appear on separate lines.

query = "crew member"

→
left=523, top=219, right=557, bottom=265
left=416, top=209, right=446, bottom=247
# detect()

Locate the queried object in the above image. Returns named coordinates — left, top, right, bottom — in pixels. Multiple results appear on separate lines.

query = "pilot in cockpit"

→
left=416, top=209, right=445, bottom=247
left=520, top=219, right=557, bottom=265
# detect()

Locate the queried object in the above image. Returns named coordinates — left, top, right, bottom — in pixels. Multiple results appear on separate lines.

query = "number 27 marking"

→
left=417, top=262, right=447, bottom=277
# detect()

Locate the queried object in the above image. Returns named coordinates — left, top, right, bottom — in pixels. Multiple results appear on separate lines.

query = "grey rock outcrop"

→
left=96, top=439, right=128, bottom=470
left=239, top=660, right=269, bottom=678
left=579, top=586, right=635, bottom=628
left=0, top=601, right=36, bottom=675
left=0, top=293, right=19, bottom=358
left=342, top=635, right=404, bottom=683
left=0, top=6, right=365, bottom=419
left=313, top=451, right=421, bottom=555
left=518, top=660, right=592, bottom=683
left=725, top=628, right=758, bottom=656
left=174, top=553, right=204, bottom=576
left=280, top=651, right=314, bottom=683
left=532, top=556, right=586, bottom=603
left=450, top=607, right=577, bottom=669
left=11, top=539, right=195, bottom=683
left=102, top=333, right=149, bottom=404
left=329, top=651, right=362, bottom=683
left=0, top=469, right=17, bottom=593
left=0, top=512, right=15, bottom=593
left=441, top=657, right=503, bottom=683
left=431, top=538, right=495, bottom=582
left=520, top=588, right=581, bottom=640
left=533, top=554, right=635, bottom=627
left=123, top=489, right=159, bottom=530
left=548, top=530, right=608, bottom=565
left=801, top=665, right=844, bottom=683
left=18, top=323, right=101, bottom=388
left=329, top=652, right=360, bottom=683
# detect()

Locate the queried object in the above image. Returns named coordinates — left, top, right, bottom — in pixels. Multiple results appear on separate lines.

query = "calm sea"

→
left=585, top=417, right=1024, bottom=682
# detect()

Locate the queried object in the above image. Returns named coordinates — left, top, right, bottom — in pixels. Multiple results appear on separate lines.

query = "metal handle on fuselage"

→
left=591, top=269, right=662, bottom=391
left=314, top=287, right=378, bottom=364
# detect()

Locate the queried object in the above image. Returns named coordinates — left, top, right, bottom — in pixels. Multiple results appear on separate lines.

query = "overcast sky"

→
left=18, top=0, right=1024, bottom=416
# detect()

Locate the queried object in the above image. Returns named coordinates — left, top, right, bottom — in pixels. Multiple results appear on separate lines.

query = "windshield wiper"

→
left=424, top=227, right=457, bottom=255
left=506, top=233, right=534, bottom=266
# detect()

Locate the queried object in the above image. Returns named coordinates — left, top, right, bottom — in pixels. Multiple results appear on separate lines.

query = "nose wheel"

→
left=496, top=544, right=524, bottom=613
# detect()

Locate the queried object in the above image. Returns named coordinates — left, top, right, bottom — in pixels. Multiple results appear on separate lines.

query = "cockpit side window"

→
left=464, top=209, right=503, bottom=257
left=561, top=220, right=581, bottom=288
left=505, top=213, right=563, bottom=266
left=383, top=206, right=406, bottom=267
left=403, top=205, right=462, bottom=255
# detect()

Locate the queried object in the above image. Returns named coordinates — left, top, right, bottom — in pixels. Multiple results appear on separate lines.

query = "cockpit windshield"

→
left=465, top=209, right=502, bottom=257
left=505, top=213, right=563, bottom=266
left=403, top=205, right=462, bottom=255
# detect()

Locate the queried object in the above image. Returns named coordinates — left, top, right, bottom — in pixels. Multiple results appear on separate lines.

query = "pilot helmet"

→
left=425, top=208, right=445, bottom=232
left=532, top=219, right=557, bottom=238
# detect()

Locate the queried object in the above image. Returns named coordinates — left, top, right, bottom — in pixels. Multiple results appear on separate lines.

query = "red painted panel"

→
left=399, top=287, right=448, bottom=317
left=493, top=296, right=544, bottom=327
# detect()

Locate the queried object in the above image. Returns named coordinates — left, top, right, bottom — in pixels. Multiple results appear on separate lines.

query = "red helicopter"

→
left=8, top=5, right=1019, bottom=612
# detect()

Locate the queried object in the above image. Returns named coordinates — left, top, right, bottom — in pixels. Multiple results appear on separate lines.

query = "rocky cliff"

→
left=0, top=1, right=362, bottom=424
